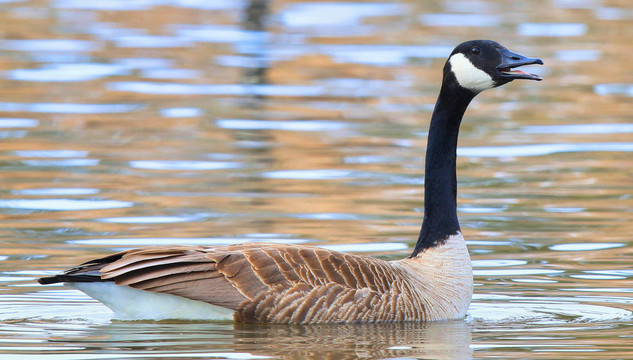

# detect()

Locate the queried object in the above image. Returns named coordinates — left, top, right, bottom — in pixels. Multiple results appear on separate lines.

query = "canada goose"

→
left=38, top=40, right=542, bottom=323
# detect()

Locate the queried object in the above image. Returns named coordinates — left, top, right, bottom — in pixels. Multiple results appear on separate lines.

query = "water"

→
left=1, top=0, right=632, bottom=358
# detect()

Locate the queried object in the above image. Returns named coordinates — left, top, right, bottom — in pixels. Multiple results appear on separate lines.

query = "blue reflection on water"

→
left=0, top=102, right=141, bottom=113
left=550, top=243, right=624, bottom=251
left=98, top=216, right=200, bottom=224
left=595, top=7, right=625, bottom=20
left=0, top=130, right=27, bottom=138
left=280, top=2, right=406, bottom=27
left=68, top=237, right=307, bottom=246
left=595, top=83, right=633, bottom=97
left=553, top=0, right=600, bottom=9
left=108, top=82, right=326, bottom=97
left=54, top=0, right=155, bottom=10
left=7, top=63, right=129, bottom=82
left=14, top=188, right=99, bottom=196
left=129, top=160, right=241, bottom=171
left=458, top=142, right=633, bottom=157
left=113, top=35, right=194, bottom=48
left=0, top=118, right=39, bottom=128
left=160, top=107, right=203, bottom=117
left=517, top=22, right=587, bottom=36
left=217, top=119, right=347, bottom=132
left=554, top=49, right=601, bottom=62
left=321, top=242, right=408, bottom=252
left=114, top=58, right=173, bottom=69
left=14, top=150, right=88, bottom=157
left=310, top=45, right=452, bottom=65
left=0, top=199, right=133, bottom=210
left=0, top=39, right=98, bottom=52
left=231, top=43, right=452, bottom=66
left=522, top=123, right=633, bottom=134
left=262, top=169, right=354, bottom=180
left=143, top=68, right=201, bottom=79
left=420, top=14, right=501, bottom=27
left=216, top=55, right=267, bottom=68
left=54, top=0, right=245, bottom=11
left=472, top=259, right=527, bottom=267
left=174, top=25, right=269, bottom=43
left=20, top=159, right=99, bottom=167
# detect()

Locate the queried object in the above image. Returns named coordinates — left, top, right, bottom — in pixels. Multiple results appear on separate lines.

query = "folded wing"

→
left=40, top=243, right=420, bottom=323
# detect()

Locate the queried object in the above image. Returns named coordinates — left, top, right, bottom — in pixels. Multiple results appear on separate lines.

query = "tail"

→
left=38, top=252, right=126, bottom=285
left=38, top=274, right=106, bottom=285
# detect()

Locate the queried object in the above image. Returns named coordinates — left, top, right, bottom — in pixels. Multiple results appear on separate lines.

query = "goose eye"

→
left=470, top=47, right=480, bottom=55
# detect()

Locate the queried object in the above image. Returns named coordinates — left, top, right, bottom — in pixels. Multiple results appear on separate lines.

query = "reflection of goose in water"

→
left=38, top=40, right=542, bottom=324
left=68, top=319, right=471, bottom=360
left=236, top=321, right=472, bottom=360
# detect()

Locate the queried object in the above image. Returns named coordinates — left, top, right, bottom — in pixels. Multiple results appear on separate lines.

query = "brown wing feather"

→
left=102, top=246, right=248, bottom=310
left=206, top=243, right=413, bottom=323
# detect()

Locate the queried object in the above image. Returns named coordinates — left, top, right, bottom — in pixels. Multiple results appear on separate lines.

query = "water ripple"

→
left=595, top=83, right=633, bottom=96
left=56, top=0, right=244, bottom=11
left=458, top=142, right=633, bottom=157
left=281, top=2, right=406, bottom=27
left=160, top=107, right=203, bottom=117
left=472, top=259, right=527, bottom=267
left=108, top=82, right=326, bottom=97
left=174, top=25, right=268, bottom=43
left=0, top=102, right=140, bottom=114
left=68, top=237, right=307, bottom=246
left=262, top=169, right=354, bottom=180
left=14, top=188, right=99, bottom=196
left=143, top=68, right=201, bottom=79
left=517, top=22, right=587, bottom=37
left=98, top=216, right=202, bottom=224
left=54, top=0, right=153, bottom=11
left=0, top=118, right=39, bottom=128
left=7, top=63, right=129, bottom=82
left=0, top=199, right=133, bottom=211
left=474, top=269, right=564, bottom=276
left=114, top=57, right=173, bottom=69
left=420, top=14, right=501, bottom=27
left=14, top=150, right=88, bottom=157
left=471, top=296, right=631, bottom=323
left=522, top=123, right=633, bottom=134
left=20, top=159, right=99, bottom=167
left=129, top=160, right=241, bottom=171
left=217, top=119, right=348, bottom=132
left=550, top=243, right=624, bottom=251
left=321, top=242, right=408, bottom=252
left=319, top=44, right=452, bottom=65
left=554, top=49, right=601, bottom=62
left=113, top=35, right=193, bottom=48
left=0, top=39, right=98, bottom=52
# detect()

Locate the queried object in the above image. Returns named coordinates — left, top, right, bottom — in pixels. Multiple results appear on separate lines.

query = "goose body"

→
left=38, top=40, right=542, bottom=324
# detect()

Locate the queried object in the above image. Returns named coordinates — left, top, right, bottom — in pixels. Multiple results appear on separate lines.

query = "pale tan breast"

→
left=395, top=233, right=473, bottom=321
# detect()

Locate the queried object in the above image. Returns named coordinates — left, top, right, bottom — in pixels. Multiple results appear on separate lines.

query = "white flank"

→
left=448, top=53, right=495, bottom=92
left=69, top=282, right=235, bottom=321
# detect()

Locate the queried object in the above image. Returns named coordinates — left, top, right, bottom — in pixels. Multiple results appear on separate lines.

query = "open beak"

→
left=497, top=47, right=543, bottom=81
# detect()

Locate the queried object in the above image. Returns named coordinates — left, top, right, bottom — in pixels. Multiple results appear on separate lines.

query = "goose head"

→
left=446, top=40, right=543, bottom=93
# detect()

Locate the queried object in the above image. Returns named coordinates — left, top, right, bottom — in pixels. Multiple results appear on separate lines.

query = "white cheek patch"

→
left=449, top=53, right=495, bottom=92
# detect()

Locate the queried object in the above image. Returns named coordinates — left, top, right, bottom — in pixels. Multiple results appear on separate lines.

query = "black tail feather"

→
left=38, top=251, right=126, bottom=285
left=38, top=274, right=108, bottom=285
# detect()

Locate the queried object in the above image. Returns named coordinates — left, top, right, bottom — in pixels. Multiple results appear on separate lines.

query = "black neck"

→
left=411, top=77, right=476, bottom=257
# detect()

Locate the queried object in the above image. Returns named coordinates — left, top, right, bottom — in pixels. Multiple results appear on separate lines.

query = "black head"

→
left=445, top=40, right=543, bottom=93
